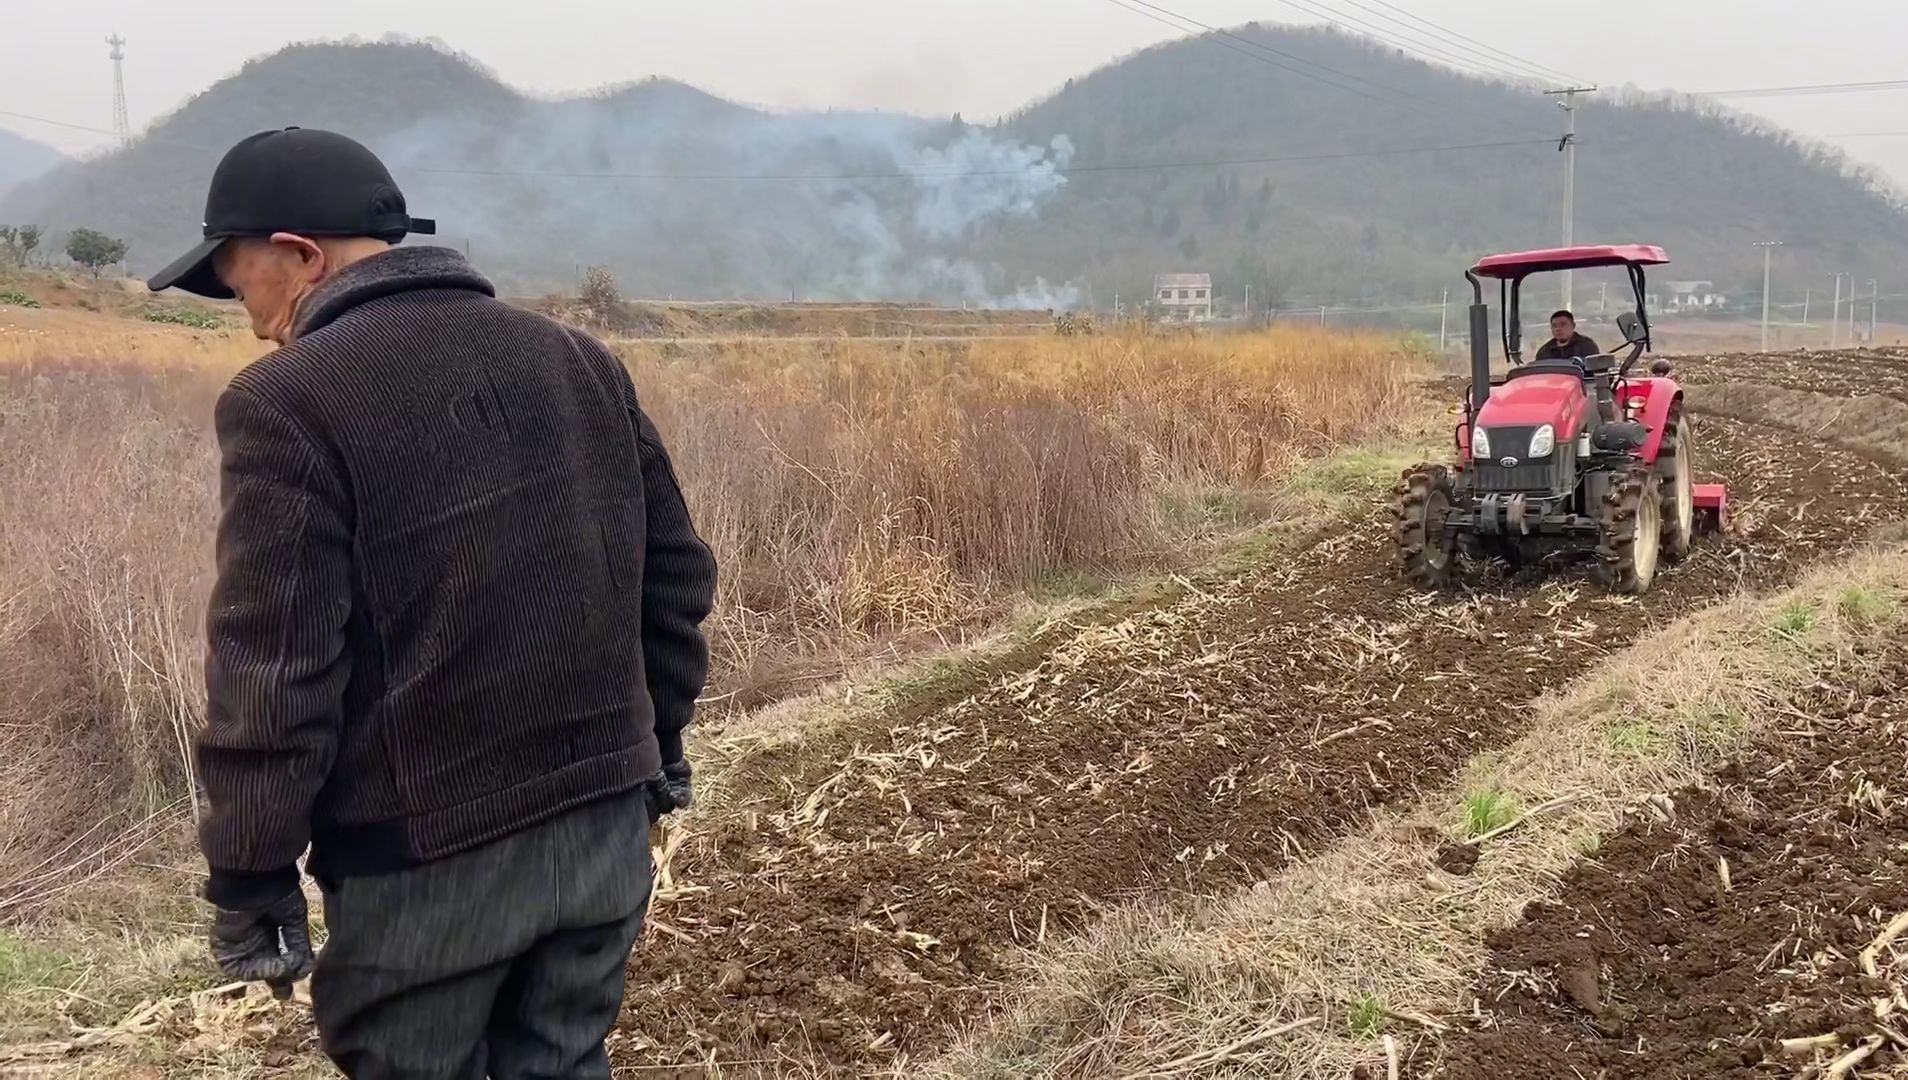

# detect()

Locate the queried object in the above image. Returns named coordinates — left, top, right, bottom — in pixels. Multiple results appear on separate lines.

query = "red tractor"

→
left=1394, top=244, right=1729, bottom=595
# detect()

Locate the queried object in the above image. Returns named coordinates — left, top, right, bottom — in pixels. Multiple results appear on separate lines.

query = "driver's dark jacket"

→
left=1535, top=332, right=1600, bottom=361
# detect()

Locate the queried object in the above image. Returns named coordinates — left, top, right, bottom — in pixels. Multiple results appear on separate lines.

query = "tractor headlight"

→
left=1472, top=425, right=1492, bottom=458
left=1528, top=424, right=1555, bottom=458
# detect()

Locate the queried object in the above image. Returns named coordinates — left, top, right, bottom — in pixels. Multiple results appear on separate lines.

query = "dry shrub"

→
left=624, top=326, right=1418, bottom=680
left=0, top=322, right=1417, bottom=914
left=0, top=361, right=222, bottom=917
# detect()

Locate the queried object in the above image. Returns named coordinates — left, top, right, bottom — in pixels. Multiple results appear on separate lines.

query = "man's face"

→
left=213, top=234, right=326, bottom=345
left=1550, top=316, right=1574, bottom=343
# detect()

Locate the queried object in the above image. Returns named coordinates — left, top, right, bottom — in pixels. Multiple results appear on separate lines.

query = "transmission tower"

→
left=107, top=34, right=129, bottom=147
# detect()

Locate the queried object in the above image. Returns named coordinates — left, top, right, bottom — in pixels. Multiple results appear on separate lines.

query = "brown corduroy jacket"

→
left=196, top=246, right=716, bottom=910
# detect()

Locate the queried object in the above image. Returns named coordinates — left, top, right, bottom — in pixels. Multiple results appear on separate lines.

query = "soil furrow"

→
left=614, top=361, right=1908, bottom=1073
left=1421, top=662, right=1908, bottom=1079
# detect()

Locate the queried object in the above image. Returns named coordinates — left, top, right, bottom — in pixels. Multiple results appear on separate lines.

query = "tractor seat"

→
left=1504, top=359, right=1593, bottom=381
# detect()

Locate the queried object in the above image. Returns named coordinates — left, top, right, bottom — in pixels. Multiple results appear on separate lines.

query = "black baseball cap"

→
left=147, top=126, right=435, bottom=298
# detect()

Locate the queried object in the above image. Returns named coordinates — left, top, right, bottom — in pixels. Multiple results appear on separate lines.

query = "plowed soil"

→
left=1675, top=345, right=1908, bottom=405
left=1424, top=665, right=1908, bottom=1079
left=613, top=353, right=1908, bottom=1074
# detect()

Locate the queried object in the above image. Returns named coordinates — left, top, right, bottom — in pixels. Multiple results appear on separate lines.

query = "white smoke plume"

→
left=368, top=85, right=1084, bottom=308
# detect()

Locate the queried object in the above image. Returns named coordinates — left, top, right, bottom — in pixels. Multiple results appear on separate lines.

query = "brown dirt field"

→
left=1422, top=662, right=1908, bottom=1079
left=611, top=353, right=1908, bottom=1074
left=1675, top=345, right=1908, bottom=406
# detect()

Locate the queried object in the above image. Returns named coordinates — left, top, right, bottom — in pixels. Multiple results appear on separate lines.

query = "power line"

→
left=1358, top=0, right=1589, bottom=85
left=1106, top=0, right=1549, bottom=132
left=1101, top=0, right=1551, bottom=131
left=1264, top=0, right=1531, bottom=81
left=1302, top=0, right=1558, bottom=82
left=1691, top=78, right=1908, bottom=99
left=1094, top=0, right=1419, bottom=109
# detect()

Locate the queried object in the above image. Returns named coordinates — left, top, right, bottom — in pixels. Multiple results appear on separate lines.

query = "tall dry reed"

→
left=0, top=322, right=1419, bottom=911
left=622, top=328, right=1419, bottom=674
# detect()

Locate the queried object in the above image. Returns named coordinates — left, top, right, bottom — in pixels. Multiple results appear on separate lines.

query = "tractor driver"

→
left=1536, top=309, right=1600, bottom=362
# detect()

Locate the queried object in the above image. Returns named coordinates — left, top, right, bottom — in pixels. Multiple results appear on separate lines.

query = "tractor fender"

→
left=1623, top=379, right=1682, bottom=465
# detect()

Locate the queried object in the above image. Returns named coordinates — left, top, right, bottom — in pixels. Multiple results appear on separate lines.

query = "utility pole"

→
left=1871, top=279, right=1880, bottom=342
left=1849, top=284, right=1859, bottom=343
left=1244, top=283, right=1250, bottom=322
left=1546, top=85, right=1597, bottom=311
left=106, top=34, right=130, bottom=147
left=1754, top=241, right=1781, bottom=353
left=1599, top=281, right=1607, bottom=317
left=1440, top=287, right=1449, bottom=352
left=1831, top=274, right=1845, bottom=349
left=1803, top=287, right=1811, bottom=328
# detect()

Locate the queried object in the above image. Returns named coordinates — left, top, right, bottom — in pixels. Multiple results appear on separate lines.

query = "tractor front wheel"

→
left=1658, top=400, right=1695, bottom=563
left=1394, top=464, right=1456, bottom=588
left=1598, top=463, right=1663, bottom=595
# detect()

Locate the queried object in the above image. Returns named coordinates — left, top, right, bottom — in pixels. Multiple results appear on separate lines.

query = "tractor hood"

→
left=1476, top=372, right=1589, bottom=435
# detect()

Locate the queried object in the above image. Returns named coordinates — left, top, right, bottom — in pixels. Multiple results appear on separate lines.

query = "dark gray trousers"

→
left=311, top=788, right=653, bottom=1080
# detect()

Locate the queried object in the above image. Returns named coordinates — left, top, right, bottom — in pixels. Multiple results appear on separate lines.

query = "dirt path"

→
left=1423, top=661, right=1908, bottom=1079
left=613, top=357, right=1908, bottom=1074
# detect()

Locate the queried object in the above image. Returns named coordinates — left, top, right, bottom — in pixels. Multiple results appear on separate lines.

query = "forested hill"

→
left=2, top=28, right=1901, bottom=307
left=0, top=131, right=64, bottom=194
left=982, top=23, right=1908, bottom=308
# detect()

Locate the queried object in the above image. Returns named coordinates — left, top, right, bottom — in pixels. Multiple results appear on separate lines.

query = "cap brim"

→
left=146, top=237, right=234, bottom=299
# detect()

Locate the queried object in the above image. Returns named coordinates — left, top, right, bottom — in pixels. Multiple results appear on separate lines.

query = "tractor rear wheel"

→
left=1658, top=400, right=1695, bottom=563
left=1394, top=464, right=1456, bottom=588
left=1598, top=463, right=1663, bottom=595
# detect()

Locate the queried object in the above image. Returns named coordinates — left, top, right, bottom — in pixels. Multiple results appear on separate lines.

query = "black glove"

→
left=646, top=758, right=694, bottom=820
left=210, top=887, right=313, bottom=999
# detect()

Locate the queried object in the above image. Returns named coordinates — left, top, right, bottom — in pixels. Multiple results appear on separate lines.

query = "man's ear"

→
left=267, top=232, right=326, bottom=280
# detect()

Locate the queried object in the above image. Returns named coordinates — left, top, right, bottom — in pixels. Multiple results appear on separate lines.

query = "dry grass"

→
left=618, top=328, right=1420, bottom=683
left=927, top=541, right=1908, bottom=1079
left=0, top=305, right=1419, bottom=930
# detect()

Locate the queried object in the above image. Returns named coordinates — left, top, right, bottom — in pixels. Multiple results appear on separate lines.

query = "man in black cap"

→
left=153, top=127, right=717, bottom=1078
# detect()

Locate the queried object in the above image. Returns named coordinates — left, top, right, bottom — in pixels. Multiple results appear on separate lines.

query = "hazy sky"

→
left=5, top=0, right=1908, bottom=184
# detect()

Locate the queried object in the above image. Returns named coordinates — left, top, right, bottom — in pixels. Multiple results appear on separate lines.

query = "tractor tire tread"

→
left=1597, top=462, right=1661, bottom=595
left=1394, top=463, right=1454, bottom=589
left=1658, top=398, right=1695, bottom=563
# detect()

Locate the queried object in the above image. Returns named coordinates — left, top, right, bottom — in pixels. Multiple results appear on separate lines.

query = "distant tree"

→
left=579, top=265, right=621, bottom=326
left=65, top=228, right=128, bottom=278
left=18, top=225, right=40, bottom=265
left=0, top=226, right=15, bottom=266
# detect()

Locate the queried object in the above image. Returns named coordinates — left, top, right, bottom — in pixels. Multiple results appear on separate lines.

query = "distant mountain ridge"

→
left=0, top=131, right=64, bottom=194
left=2, top=30, right=1901, bottom=307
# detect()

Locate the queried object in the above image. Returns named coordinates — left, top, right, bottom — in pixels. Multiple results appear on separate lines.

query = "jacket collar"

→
left=293, top=245, right=495, bottom=339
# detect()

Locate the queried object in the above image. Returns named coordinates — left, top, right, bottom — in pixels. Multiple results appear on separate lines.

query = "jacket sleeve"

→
left=197, top=384, right=354, bottom=910
left=631, top=402, right=717, bottom=764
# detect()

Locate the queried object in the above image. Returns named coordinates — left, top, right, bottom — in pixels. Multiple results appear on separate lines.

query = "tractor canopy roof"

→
left=1470, top=244, right=1670, bottom=280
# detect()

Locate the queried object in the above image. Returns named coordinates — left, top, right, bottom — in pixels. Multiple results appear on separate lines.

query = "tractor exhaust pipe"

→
left=1465, top=270, right=1491, bottom=408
